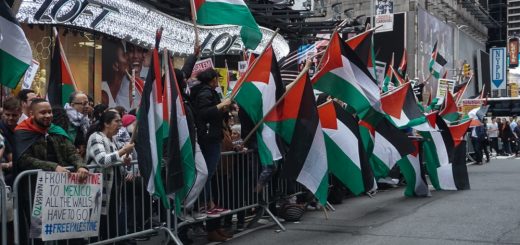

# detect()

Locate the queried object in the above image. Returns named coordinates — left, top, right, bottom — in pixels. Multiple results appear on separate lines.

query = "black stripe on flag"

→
left=436, top=53, right=448, bottom=66
left=47, top=35, right=63, bottom=107
left=402, top=84, right=424, bottom=121
left=166, top=53, right=184, bottom=195
left=333, top=102, right=375, bottom=192
left=435, top=114, right=455, bottom=163
left=283, top=74, right=320, bottom=180
left=376, top=119, right=415, bottom=157
left=337, top=33, right=377, bottom=84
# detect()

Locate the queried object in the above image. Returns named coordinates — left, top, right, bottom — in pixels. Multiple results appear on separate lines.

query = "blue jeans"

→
left=199, top=142, right=221, bottom=202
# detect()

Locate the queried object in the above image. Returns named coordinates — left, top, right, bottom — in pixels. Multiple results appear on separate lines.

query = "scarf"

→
left=64, top=103, right=90, bottom=135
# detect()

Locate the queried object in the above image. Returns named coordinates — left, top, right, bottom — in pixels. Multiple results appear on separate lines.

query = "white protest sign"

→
left=436, top=78, right=456, bottom=98
left=375, top=14, right=394, bottom=33
left=375, top=61, right=387, bottom=86
left=31, top=172, right=103, bottom=241
left=191, top=58, right=214, bottom=78
left=22, top=60, right=40, bottom=90
left=238, top=61, right=248, bottom=73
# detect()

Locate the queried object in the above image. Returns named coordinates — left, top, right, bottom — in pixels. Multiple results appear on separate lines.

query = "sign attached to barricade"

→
left=30, top=172, right=103, bottom=241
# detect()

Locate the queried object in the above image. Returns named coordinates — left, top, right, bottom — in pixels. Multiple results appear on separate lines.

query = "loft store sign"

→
left=200, top=32, right=242, bottom=55
left=33, top=0, right=118, bottom=28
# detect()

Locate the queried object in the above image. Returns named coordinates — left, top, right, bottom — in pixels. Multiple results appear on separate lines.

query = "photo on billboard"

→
left=417, top=7, right=454, bottom=96
left=375, top=0, right=394, bottom=15
left=101, top=39, right=151, bottom=110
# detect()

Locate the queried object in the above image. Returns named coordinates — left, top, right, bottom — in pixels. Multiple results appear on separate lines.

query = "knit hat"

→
left=122, top=114, right=136, bottom=127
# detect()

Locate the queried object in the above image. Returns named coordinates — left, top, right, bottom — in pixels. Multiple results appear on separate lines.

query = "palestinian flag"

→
left=370, top=118, right=415, bottom=179
left=312, top=32, right=381, bottom=121
left=449, top=119, right=472, bottom=148
left=391, top=66, right=406, bottom=86
left=318, top=101, right=366, bottom=195
left=194, top=0, right=262, bottom=50
left=397, top=140, right=430, bottom=197
left=381, top=83, right=429, bottom=130
left=428, top=41, right=447, bottom=79
left=136, top=30, right=169, bottom=208
left=165, top=55, right=196, bottom=211
left=358, top=120, right=378, bottom=193
left=162, top=51, right=172, bottom=138
left=439, top=92, right=459, bottom=122
left=235, top=45, right=285, bottom=166
left=266, top=73, right=328, bottom=204
left=48, top=30, right=77, bottom=107
left=398, top=48, right=407, bottom=77
left=382, top=54, right=395, bottom=92
left=421, top=113, right=470, bottom=190
left=346, top=29, right=375, bottom=76
left=453, top=81, right=468, bottom=103
left=0, top=1, right=32, bottom=88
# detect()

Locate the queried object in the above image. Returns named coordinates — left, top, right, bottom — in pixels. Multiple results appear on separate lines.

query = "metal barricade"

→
left=12, top=163, right=182, bottom=245
left=177, top=150, right=305, bottom=232
left=0, top=177, right=7, bottom=245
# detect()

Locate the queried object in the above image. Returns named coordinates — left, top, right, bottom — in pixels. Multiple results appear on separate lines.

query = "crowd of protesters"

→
left=0, top=47, right=290, bottom=244
left=471, top=116, right=520, bottom=165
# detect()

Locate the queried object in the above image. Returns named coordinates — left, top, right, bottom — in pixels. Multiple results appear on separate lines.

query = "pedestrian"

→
left=85, top=110, right=134, bottom=241
left=501, top=119, right=514, bottom=155
left=487, top=117, right=500, bottom=156
left=14, top=98, right=89, bottom=245
left=0, top=97, right=21, bottom=185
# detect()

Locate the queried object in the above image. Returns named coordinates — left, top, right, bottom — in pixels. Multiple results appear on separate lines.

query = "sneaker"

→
left=213, top=206, right=231, bottom=215
left=192, top=211, right=207, bottom=220
left=206, top=208, right=221, bottom=218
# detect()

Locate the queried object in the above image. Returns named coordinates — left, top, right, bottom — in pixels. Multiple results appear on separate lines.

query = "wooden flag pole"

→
left=189, top=0, right=200, bottom=48
left=241, top=60, right=312, bottom=146
left=229, top=28, right=280, bottom=100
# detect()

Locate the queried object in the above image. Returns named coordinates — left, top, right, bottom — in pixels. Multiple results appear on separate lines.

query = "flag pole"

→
left=190, top=0, right=199, bottom=48
left=229, top=28, right=280, bottom=100
left=241, top=60, right=312, bottom=146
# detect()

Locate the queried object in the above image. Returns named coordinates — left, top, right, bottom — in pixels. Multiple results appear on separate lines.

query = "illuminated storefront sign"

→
left=14, top=0, right=289, bottom=58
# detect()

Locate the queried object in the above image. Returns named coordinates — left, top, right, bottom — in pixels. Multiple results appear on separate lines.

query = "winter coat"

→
left=191, top=83, right=224, bottom=145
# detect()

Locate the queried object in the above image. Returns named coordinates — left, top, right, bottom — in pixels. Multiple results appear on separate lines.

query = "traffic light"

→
left=463, top=63, right=471, bottom=77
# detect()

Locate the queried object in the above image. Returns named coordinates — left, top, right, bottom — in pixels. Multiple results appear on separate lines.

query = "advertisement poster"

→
left=31, top=172, right=103, bottom=241
left=375, top=0, right=393, bottom=15
left=418, top=7, right=454, bottom=95
left=375, top=14, right=394, bottom=33
left=101, top=40, right=150, bottom=110
left=509, top=38, right=519, bottom=68
left=436, top=78, right=456, bottom=98
left=461, top=99, right=482, bottom=115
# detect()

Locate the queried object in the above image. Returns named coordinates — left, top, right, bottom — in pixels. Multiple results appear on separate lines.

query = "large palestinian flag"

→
left=318, top=101, right=366, bottom=195
left=235, top=45, right=285, bottom=166
left=136, top=31, right=169, bottom=208
left=421, top=112, right=470, bottom=190
left=397, top=140, right=430, bottom=197
left=0, top=1, right=32, bottom=89
left=370, top=118, right=415, bottom=179
left=346, top=29, right=375, bottom=77
left=265, top=73, right=328, bottom=204
left=165, top=54, right=196, bottom=212
left=194, top=0, right=262, bottom=50
left=381, top=83, right=429, bottom=130
left=312, top=32, right=381, bottom=121
left=48, top=31, right=77, bottom=107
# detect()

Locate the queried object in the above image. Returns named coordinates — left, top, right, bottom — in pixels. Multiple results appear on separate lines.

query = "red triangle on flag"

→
left=318, top=101, right=338, bottom=130
left=425, top=111, right=438, bottom=128
left=245, top=46, right=273, bottom=84
left=381, top=84, right=409, bottom=119
left=265, top=73, right=307, bottom=122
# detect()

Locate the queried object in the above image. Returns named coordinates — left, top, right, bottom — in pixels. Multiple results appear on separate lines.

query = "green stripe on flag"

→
left=0, top=49, right=29, bottom=88
left=313, top=72, right=373, bottom=113
left=62, top=83, right=75, bottom=107
left=369, top=155, right=391, bottom=179
left=396, top=157, right=417, bottom=197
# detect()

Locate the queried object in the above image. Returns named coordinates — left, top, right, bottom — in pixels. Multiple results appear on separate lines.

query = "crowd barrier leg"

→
left=0, top=178, right=6, bottom=245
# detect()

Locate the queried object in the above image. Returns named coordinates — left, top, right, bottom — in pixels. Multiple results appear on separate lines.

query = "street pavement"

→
left=223, top=158, right=520, bottom=245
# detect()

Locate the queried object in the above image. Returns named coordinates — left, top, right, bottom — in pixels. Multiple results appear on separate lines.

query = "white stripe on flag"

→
left=323, top=121, right=361, bottom=169
left=205, top=0, right=247, bottom=6
left=373, top=132, right=401, bottom=169
left=437, top=164, right=457, bottom=190
left=297, top=125, right=328, bottom=194
left=0, top=16, right=32, bottom=64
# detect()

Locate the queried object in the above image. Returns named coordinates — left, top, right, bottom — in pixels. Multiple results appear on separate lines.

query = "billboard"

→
left=417, top=7, right=454, bottom=95
left=374, top=12, right=406, bottom=78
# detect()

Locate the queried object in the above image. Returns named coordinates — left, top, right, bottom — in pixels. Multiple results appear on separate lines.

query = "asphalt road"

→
left=223, top=158, right=520, bottom=245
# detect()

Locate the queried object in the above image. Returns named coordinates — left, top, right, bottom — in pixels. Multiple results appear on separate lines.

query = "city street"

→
left=225, top=158, right=520, bottom=245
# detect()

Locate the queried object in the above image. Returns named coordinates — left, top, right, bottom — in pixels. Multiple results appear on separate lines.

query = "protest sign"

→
left=31, top=172, right=103, bottom=241
left=191, top=58, right=214, bottom=78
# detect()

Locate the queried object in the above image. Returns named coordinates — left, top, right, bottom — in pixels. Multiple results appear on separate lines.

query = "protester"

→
left=16, top=89, right=37, bottom=124
left=14, top=98, right=89, bottom=245
left=86, top=110, right=135, bottom=241
left=65, top=92, right=91, bottom=157
left=191, top=68, right=232, bottom=241
left=501, top=119, right=514, bottom=155
left=0, top=97, right=21, bottom=185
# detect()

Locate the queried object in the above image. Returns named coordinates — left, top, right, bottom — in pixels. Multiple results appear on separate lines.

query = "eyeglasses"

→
left=73, top=101, right=89, bottom=106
